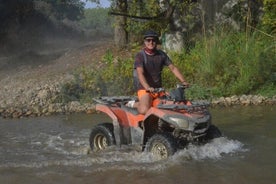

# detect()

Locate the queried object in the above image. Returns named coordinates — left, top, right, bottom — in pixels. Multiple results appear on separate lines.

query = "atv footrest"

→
left=93, top=96, right=137, bottom=105
left=121, top=105, right=139, bottom=115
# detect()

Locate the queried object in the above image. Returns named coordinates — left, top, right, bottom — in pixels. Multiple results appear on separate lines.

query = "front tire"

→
left=145, top=133, right=177, bottom=160
left=89, top=123, right=115, bottom=151
left=205, top=125, right=222, bottom=140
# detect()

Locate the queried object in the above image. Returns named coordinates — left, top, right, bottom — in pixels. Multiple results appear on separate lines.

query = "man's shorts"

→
left=137, top=89, right=165, bottom=107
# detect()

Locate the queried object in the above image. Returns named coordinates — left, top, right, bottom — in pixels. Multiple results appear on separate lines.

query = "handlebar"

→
left=176, top=83, right=189, bottom=89
left=146, top=84, right=188, bottom=93
left=146, top=87, right=165, bottom=93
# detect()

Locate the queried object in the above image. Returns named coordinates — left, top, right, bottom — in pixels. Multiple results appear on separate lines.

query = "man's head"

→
left=144, top=30, right=159, bottom=40
left=143, top=30, right=159, bottom=50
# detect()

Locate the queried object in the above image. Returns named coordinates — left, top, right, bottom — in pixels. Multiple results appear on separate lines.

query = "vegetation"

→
left=61, top=29, right=275, bottom=102
left=59, top=1, right=275, bottom=102
left=0, top=1, right=274, bottom=102
left=262, top=0, right=276, bottom=35
left=0, top=0, right=85, bottom=53
left=80, top=7, right=114, bottom=36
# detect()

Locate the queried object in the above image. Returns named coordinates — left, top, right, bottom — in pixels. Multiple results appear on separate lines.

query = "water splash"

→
left=173, top=137, right=247, bottom=161
left=0, top=136, right=247, bottom=172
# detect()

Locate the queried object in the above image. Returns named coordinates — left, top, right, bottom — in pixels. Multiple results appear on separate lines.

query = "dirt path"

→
left=0, top=37, right=114, bottom=110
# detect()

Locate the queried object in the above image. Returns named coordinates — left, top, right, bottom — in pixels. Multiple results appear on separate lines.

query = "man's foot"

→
left=126, top=100, right=135, bottom=108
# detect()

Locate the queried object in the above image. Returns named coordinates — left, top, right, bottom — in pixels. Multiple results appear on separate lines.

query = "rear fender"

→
left=95, top=104, right=123, bottom=147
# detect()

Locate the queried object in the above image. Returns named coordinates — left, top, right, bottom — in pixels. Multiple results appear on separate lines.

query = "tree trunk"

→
left=114, top=0, right=128, bottom=49
left=114, top=16, right=127, bottom=49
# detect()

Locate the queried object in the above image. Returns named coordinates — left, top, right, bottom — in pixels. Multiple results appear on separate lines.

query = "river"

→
left=0, top=106, right=275, bottom=184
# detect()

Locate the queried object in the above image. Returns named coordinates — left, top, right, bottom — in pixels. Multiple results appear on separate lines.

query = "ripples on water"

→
left=0, top=129, right=246, bottom=172
left=1, top=106, right=275, bottom=184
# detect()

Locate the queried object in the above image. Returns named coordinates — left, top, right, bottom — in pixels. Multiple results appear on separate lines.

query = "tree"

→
left=262, top=0, right=276, bottom=35
left=0, top=0, right=85, bottom=51
left=44, top=0, right=85, bottom=21
left=113, top=0, right=128, bottom=48
left=108, top=0, right=198, bottom=49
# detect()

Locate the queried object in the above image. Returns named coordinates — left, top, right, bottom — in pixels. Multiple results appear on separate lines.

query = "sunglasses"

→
left=145, top=38, right=157, bottom=43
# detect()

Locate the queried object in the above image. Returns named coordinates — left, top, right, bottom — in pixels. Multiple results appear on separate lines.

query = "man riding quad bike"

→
left=89, top=84, right=222, bottom=160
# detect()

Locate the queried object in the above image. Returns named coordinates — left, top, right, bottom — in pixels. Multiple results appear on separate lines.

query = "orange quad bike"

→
left=89, top=84, right=222, bottom=160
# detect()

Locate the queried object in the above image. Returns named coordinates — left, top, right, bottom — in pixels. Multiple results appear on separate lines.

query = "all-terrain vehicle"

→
left=90, top=84, right=222, bottom=160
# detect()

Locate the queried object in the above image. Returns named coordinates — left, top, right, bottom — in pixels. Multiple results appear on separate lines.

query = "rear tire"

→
left=89, top=123, right=115, bottom=151
left=145, top=133, right=177, bottom=160
left=205, top=125, right=222, bottom=140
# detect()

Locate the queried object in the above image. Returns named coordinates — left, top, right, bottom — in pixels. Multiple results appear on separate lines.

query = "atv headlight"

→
left=168, top=117, right=189, bottom=129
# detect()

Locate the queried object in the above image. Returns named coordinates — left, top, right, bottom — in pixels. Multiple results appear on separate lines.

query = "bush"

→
left=179, top=30, right=275, bottom=98
left=60, top=29, right=275, bottom=102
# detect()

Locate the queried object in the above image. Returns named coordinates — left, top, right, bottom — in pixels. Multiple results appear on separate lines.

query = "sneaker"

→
left=126, top=100, right=135, bottom=108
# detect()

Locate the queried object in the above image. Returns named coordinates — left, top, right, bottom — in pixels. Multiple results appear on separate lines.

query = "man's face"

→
left=144, top=37, right=157, bottom=50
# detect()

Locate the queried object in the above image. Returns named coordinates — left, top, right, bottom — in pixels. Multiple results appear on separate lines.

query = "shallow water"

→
left=0, top=106, right=275, bottom=184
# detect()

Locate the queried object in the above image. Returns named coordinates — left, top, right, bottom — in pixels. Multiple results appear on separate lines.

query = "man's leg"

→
left=134, top=93, right=152, bottom=114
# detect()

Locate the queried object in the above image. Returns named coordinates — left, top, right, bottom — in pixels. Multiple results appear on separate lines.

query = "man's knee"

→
left=138, top=106, right=149, bottom=114
left=137, top=101, right=151, bottom=114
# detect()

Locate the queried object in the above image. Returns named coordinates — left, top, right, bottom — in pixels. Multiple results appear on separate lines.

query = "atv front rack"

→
left=157, top=101, right=210, bottom=113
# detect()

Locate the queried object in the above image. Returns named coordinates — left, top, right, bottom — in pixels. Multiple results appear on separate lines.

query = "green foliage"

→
left=160, top=29, right=276, bottom=100
left=262, top=0, right=276, bottom=35
left=0, top=0, right=85, bottom=51
left=60, top=49, right=135, bottom=102
left=46, top=0, right=85, bottom=21
left=80, top=7, right=113, bottom=36
left=61, top=28, right=275, bottom=103
left=187, top=30, right=275, bottom=98
left=0, top=0, right=85, bottom=26
left=121, top=0, right=197, bottom=41
left=57, top=0, right=276, bottom=102
left=100, top=50, right=134, bottom=95
left=255, top=83, right=276, bottom=97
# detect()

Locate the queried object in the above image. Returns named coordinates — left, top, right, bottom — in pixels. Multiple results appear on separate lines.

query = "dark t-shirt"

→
left=134, top=49, right=172, bottom=90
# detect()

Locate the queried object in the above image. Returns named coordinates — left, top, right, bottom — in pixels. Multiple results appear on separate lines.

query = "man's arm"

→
left=168, top=64, right=189, bottom=86
left=136, top=67, right=153, bottom=91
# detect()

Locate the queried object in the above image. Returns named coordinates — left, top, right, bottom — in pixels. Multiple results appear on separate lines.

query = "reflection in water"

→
left=0, top=106, right=275, bottom=184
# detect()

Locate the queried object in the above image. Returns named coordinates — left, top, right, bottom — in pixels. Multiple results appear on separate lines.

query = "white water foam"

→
left=173, top=137, right=248, bottom=161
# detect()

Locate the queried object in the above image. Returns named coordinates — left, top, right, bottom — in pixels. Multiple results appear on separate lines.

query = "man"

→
left=127, top=30, right=189, bottom=114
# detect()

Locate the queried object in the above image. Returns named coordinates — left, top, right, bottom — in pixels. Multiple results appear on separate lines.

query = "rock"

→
left=251, top=95, right=265, bottom=105
left=12, top=109, right=23, bottom=118
left=230, top=95, right=239, bottom=105
left=225, top=97, right=232, bottom=106
left=37, top=89, right=50, bottom=100
left=68, top=101, right=83, bottom=112
left=25, top=110, right=33, bottom=116
left=42, top=107, right=48, bottom=114
left=32, top=105, right=42, bottom=114
left=212, top=97, right=226, bottom=105
left=240, top=95, right=251, bottom=105
left=48, top=103, right=64, bottom=113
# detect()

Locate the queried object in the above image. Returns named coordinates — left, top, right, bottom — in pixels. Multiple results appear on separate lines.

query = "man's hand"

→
left=146, top=87, right=155, bottom=93
left=181, top=81, right=190, bottom=88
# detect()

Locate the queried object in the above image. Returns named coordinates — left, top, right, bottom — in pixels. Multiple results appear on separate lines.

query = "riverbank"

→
left=0, top=80, right=275, bottom=118
left=1, top=38, right=275, bottom=119
left=0, top=37, right=112, bottom=119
